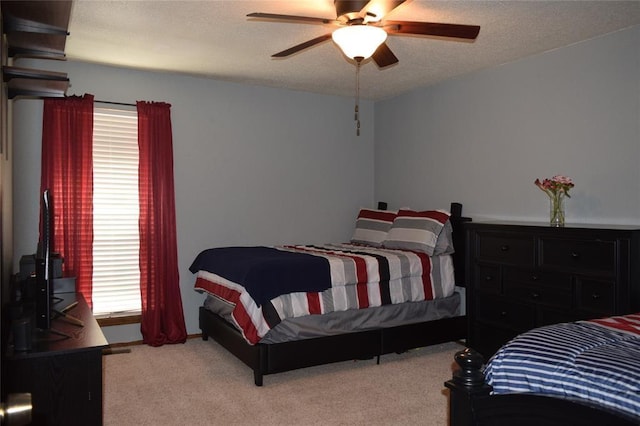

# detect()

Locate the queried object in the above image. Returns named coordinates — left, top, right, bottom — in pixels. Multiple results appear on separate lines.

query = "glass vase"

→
left=549, top=192, right=565, bottom=227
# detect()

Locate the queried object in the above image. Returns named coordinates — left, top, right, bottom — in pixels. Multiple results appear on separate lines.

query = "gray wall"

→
left=12, top=61, right=375, bottom=343
left=375, top=25, right=640, bottom=224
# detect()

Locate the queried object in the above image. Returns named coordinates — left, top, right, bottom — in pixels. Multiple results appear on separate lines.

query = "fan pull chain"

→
left=355, top=59, right=361, bottom=136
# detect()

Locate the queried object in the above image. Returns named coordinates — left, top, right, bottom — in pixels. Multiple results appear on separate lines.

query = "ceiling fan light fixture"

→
left=332, top=25, right=387, bottom=60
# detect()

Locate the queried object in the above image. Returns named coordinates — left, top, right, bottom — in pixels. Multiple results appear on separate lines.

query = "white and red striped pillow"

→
left=382, top=209, right=451, bottom=255
left=350, top=208, right=397, bottom=247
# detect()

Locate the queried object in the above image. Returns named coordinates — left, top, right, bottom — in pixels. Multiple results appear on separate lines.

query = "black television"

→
left=35, top=188, right=54, bottom=329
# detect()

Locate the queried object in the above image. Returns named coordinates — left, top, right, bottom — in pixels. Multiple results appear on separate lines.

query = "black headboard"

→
left=449, top=202, right=471, bottom=286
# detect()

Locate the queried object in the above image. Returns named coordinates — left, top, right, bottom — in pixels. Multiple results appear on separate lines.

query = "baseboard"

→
left=104, top=333, right=202, bottom=350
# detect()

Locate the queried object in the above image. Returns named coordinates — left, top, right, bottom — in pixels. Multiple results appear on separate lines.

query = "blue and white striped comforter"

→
left=485, top=313, right=640, bottom=419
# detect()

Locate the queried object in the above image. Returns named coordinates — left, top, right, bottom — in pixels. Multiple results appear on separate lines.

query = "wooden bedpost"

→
left=445, top=348, right=492, bottom=426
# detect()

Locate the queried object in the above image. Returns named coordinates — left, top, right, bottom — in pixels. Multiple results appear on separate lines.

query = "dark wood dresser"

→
left=465, top=221, right=640, bottom=359
left=4, top=293, right=108, bottom=425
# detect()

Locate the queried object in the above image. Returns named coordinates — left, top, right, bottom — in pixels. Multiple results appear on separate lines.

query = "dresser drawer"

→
left=474, top=264, right=500, bottom=294
left=538, top=307, right=582, bottom=326
left=576, top=278, right=615, bottom=315
left=503, top=267, right=571, bottom=289
left=503, top=268, right=571, bottom=308
left=505, top=282, right=572, bottom=308
left=475, top=294, right=535, bottom=331
left=539, top=237, right=616, bottom=274
left=476, top=232, right=534, bottom=265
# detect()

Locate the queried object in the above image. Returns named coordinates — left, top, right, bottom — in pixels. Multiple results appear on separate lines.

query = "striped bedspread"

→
left=192, top=243, right=455, bottom=344
left=485, top=313, right=640, bottom=419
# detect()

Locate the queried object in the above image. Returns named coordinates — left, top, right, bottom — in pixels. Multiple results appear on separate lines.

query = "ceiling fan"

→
left=247, top=0, right=481, bottom=68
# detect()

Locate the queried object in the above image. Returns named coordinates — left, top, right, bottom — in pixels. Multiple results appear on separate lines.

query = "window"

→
left=92, top=107, right=141, bottom=316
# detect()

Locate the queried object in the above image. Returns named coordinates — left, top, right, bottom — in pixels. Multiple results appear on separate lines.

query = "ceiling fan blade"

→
left=334, top=1, right=369, bottom=21
left=385, top=20, right=480, bottom=40
left=247, top=12, right=335, bottom=25
left=272, top=34, right=333, bottom=58
left=372, top=42, right=398, bottom=68
left=362, top=0, right=406, bottom=21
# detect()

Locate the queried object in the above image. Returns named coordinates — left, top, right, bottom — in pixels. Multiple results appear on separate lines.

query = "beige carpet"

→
left=104, top=337, right=464, bottom=426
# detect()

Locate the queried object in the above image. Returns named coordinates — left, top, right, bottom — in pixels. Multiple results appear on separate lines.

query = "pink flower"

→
left=535, top=175, right=574, bottom=198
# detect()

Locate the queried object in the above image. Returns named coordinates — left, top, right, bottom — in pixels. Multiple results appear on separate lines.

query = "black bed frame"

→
left=445, top=348, right=639, bottom=426
left=199, top=202, right=471, bottom=386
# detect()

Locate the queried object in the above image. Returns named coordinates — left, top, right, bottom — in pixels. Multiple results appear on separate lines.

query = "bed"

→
left=446, top=313, right=640, bottom=426
left=191, top=202, right=470, bottom=385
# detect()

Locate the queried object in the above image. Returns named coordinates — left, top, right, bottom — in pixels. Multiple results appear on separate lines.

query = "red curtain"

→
left=137, top=101, right=187, bottom=346
left=40, top=94, right=95, bottom=305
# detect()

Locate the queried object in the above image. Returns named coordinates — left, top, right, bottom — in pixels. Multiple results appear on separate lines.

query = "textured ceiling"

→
left=66, top=0, right=640, bottom=100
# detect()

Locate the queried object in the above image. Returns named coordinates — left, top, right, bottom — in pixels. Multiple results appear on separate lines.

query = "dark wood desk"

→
left=4, top=293, right=108, bottom=425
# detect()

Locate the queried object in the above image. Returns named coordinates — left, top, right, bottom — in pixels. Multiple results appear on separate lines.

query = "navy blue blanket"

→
left=189, top=246, right=331, bottom=307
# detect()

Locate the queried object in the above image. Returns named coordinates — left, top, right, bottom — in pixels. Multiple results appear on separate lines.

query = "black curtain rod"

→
left=95, top=100, right=136, bottom=107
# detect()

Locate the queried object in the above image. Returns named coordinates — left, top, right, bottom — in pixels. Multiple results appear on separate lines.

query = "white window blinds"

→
left=92, top=107, right=141, bottom=316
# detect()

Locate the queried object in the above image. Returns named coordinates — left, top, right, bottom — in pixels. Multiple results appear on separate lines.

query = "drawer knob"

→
left=500, top=311, right=508, bottom=317
left=484, top=275, right=493, bottom=282
left=571, top=252, right=580, bottom=259
left=531, top=292, right=540, bottom=299
left=500, top=245, right=509, bottom=252
left=591, top=293, right=601, bottom=300
left=531, top=275, right=539, bottom=281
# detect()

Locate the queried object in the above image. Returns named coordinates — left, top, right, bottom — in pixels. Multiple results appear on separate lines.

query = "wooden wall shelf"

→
left=1, top=1, right=72, bottom=98
left=2, top=66, right=68, bottom=82
left=6, top=78, right=69, bottom=99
